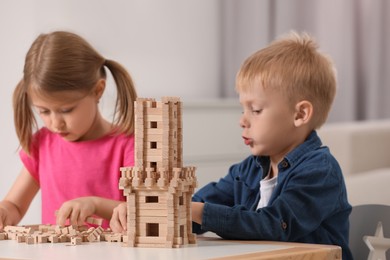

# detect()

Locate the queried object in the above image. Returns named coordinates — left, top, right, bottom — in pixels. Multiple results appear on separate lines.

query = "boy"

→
left=191, top=31, right=352, bottom=259
left=110, top=32, right=352, bottom=259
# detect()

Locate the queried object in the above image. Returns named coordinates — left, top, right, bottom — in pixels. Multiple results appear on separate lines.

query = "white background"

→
left=0, top=0, right=224, bottom=224
left=1, top=0, right=389, bottom=225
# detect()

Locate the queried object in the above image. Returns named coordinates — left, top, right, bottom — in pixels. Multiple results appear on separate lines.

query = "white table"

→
left=0, top=236, right=341, bottom=260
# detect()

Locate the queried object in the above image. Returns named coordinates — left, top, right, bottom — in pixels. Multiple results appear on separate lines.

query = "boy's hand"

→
left=56, top=197, right=96, bottom=226
left=191, top=202, right=204, bottom=225
left=110, top=202, right=127, bottom=233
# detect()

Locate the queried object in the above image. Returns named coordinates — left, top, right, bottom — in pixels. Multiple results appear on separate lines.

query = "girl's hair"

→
left=13, top=31, right=137, bottom=154
left=236, top=31, right=337, bottom=129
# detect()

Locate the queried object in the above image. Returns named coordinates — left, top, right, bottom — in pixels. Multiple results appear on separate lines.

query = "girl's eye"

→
left=61, top=108, right=73, bottom=113
left=39, top=110, right=50, bottom=115
left=252, top=109, right=262, bottom=114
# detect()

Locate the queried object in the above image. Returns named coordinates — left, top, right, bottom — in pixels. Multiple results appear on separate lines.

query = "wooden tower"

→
left=119, top=97, right=197, bottom=248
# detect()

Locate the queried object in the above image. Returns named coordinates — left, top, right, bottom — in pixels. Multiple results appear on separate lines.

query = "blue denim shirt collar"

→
left=254, top=130, right=321, bottom=177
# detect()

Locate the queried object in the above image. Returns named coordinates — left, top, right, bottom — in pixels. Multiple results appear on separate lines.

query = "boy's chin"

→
left=249, top=147, right=267, bottom=157
left=249, top=149, right=262, bottom=156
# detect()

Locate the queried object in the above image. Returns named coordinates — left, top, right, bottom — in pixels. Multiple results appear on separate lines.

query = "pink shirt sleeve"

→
left=19, top=133, right=41, bottom=183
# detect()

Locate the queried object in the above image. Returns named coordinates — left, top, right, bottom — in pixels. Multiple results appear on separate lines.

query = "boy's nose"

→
left=239, top=114, right=249, bottom=128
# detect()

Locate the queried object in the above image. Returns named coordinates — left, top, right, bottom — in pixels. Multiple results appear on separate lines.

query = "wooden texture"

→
left=119, top=97, right=197, bottom=248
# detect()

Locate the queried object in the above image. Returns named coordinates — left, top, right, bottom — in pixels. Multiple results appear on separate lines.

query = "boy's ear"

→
left=94, top=79, right=106, bottom=100
left=294, top=100, right=313, bottom=127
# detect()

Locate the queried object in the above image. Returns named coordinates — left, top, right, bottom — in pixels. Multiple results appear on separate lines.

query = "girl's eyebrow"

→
left=33, top=101, right=76, bottom=109
left=33, top=105, right=47, bottom=109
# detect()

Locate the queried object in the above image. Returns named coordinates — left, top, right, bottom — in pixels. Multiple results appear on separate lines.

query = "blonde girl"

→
left=0, top=31, right=137, bottom=229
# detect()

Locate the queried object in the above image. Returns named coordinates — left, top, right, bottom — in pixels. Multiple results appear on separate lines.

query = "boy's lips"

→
left=242, top=136, right=252, bottom=145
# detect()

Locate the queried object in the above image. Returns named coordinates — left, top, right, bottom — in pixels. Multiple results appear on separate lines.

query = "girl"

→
left=0, top=31, right=137, bottom=229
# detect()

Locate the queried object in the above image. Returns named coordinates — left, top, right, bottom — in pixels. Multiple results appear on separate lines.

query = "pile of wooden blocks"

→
left=0, top=96, right=197, bottom=249
left=0, top=224, right=123, bottom=245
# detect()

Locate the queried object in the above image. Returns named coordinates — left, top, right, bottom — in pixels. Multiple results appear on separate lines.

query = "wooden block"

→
left=59, top=234, right=68, bottom=243
left=26, top=236, right=35, bottom=244
left=8, top=233, right=17, bottom=240
left=137, top=209, right=168, bottom=217
left=0, top=232, right=7, bottom=240
left=48, top=235, right=59, bottom=243
left=4, top=226, right=27, bottom=233
left=105, top=233, right=123, bottom=242
left=16, top=235, right=25, bottom=243
left=86, top=216, right=103, bottom=226
left=68, top=226, right=78, bottom=236
left=71, top=236, right=82, bottom=245
left=54, top=226, right=62, bottom=235
left=145, top=115, right=163, bottom=122
left=61, top=227, right=69, bottom=235
left=38, top=235, right=48, bottom=243
left=136, top=236, right=166, bottom=244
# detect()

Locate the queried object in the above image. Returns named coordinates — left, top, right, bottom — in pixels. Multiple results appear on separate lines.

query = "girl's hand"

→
left=0, top=205, right=8, bottom=231
left=109, top=202, right=127, bottom=233
left=0, top=200, right=22, bottom=231
left=56, top=197, right=96, bottom=226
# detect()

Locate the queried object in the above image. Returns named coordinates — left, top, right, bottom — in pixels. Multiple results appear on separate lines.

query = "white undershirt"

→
left=256, top=176, right=277, bottom=210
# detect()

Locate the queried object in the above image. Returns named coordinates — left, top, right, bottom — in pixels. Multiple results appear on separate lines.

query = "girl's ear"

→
left=294, top=100, right=313, bottom=127
left=94, top=79, right=106, bottom=100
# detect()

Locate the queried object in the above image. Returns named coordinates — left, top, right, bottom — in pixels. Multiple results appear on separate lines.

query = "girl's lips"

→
left=58, top=132, right=69, bottom=137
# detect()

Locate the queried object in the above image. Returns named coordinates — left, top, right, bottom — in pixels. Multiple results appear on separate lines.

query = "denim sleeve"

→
left=192, top=161, right=243, bottom=234
left=198, top=153, right=348, bottom=242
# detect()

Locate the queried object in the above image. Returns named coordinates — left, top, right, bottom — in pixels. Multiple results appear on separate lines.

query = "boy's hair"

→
left=236, top=31, right=336, bottom=129
left=13, top=31, right=137, bottom=154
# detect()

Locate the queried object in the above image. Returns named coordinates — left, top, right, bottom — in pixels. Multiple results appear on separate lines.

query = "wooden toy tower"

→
left=119, top=97, right=197, bottom=248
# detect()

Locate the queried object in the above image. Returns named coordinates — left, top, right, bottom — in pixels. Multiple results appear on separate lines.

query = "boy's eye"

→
left=252, top=109, right=262, bottom=114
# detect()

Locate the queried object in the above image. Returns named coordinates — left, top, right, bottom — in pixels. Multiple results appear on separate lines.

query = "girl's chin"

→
left=62, top=135, right=79, bottom=142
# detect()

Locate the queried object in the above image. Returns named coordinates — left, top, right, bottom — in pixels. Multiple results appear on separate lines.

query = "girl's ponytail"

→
left=104, top=59, right=137, bottom=135
left=13, top=80, right=37, bottom=155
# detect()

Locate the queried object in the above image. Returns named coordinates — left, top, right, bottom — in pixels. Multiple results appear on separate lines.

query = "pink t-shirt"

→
left=20, top=127, right=134, bottom=227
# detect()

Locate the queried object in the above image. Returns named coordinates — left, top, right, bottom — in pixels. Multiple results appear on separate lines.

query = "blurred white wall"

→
left=2, top=0, right=389, bottom=225
left=0, top=0, right=222, bottom=224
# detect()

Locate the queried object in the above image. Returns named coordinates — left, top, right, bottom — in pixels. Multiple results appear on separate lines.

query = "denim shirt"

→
left=192, top=131, right=353, bottom=260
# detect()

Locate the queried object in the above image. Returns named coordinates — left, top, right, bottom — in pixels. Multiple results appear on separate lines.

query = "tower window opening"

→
left=146, top=223, right=159, bottom=237
left=146, top=196, right=159, bottom=203
left=150, top=121, right=158, bottom=128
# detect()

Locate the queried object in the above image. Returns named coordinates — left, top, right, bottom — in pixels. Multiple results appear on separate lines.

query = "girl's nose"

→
left=52, top=115, right=65, bottom=132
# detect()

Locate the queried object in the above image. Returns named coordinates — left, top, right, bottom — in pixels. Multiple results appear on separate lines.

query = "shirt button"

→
left=281, top=221, right=288, bottom=230
left=281, top=160, right=289, bottom=168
